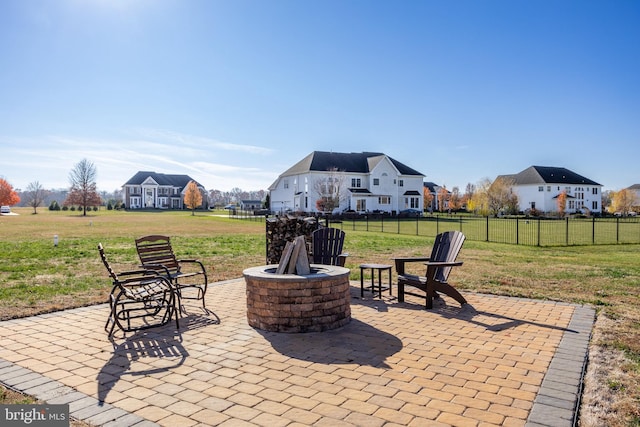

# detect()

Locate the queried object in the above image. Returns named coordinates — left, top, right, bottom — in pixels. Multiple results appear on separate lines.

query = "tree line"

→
left=0, top=158, right=268, bottom=215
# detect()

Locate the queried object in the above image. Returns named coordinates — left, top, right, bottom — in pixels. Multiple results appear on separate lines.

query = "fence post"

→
left=485, top=216, right=489, bottom=242
left=566, top=217, right=569, bottom=246
left=592, top=217, right=595, bottom=244
left=537, top=218, right=541, bottom=246
left=416, top=215, right=419, bottom=235
left=516, top=217, right=519, bottom=245
left=381, top=215, right=384, bottom=233
left=616, top=217, right=620, bottom=243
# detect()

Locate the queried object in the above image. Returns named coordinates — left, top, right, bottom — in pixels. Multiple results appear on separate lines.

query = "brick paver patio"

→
left=0, top=279, right=593, bottom=426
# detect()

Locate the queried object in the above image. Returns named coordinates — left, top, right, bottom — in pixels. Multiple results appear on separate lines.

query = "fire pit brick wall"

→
left=244, top=265, right=351, bottom=333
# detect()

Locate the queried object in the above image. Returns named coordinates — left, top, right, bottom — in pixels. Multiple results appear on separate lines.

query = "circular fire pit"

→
left=243, top=264, right=351, bottom=333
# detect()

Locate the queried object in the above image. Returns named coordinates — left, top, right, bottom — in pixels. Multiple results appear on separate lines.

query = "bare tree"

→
left=313, top=168, right=347, bottom=214
left=25, top=181, right=48, bottom=214
left=184, top=181, right=203, bottom=215
left=65, top=159, right=101, bottom=216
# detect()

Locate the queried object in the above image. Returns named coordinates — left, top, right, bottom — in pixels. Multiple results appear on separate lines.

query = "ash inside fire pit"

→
left=243, top=264, right=351, bottom=333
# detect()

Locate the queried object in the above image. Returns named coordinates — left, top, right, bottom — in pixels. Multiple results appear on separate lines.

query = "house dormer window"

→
left=351, top=178, right=361, bottom=188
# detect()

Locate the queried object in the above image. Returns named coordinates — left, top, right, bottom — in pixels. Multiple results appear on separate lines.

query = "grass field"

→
left=1, top=207, right=639, bottom=425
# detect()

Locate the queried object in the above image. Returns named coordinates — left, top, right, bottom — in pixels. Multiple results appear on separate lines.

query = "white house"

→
left=269, top=151, right=425, bottom=215
left=498, top=166, right=602, bottom=214
left=122, top=171, right=207, bottom=210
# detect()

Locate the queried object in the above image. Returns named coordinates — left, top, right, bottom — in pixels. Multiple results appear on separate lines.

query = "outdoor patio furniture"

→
left=394, top=230, right=467, bottom=309
left=311, top=227, right=349, bottom=267
left=135, top=235, right=209, bottom=312
left=359, top=263, right=392, bottom=298
left=98, top=243, right=179, bottom=337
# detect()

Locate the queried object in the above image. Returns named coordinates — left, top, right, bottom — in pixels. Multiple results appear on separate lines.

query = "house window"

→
left=351, top=178, right=361, bottom=188
left=592, top=201, right=598, bottom=210
left=547, top=186, right=551, bottom=192
left=592, top=188, right=598, bottom=195
left=373, top=178, right=379, bottom=186
left=284, top=180, right=289, bottom=189
left=399, top=180, right=404, bottom=187
left=538, top=186, right=544, bottom=192
left=356, top=199, right=366, bottom=211
left=378, top=196, right=390, bottom=204
left=404, top=197, right=419, bottom=209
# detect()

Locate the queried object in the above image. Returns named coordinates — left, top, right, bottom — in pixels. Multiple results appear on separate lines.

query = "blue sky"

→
left=1, top=0, right=638, bottom=194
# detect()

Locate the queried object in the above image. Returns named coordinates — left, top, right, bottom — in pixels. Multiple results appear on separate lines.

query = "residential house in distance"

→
left=122, top=171, right=207, bottom=210
left=240, top=200, right=263, bottom=210
left=423, top=182, right=450, bottom=212
left=499, top=166, right=602, bottom=214
left=269, top=151, right=425, bottom=214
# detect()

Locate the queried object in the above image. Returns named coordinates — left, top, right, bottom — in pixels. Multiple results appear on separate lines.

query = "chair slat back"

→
left=135, top=235, right=181, bottom=275
left=312, top=227, right=345, bottom=266
left=97, top=243, right=118, bottom=280
left=429, top=231, right=465, bottom=282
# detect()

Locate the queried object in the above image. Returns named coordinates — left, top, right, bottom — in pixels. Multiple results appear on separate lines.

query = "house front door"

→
left=145, top=189, right=154, bottom=208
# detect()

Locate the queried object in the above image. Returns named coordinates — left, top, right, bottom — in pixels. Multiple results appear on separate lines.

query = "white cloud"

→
left=1, top=130, right=278, bottom=192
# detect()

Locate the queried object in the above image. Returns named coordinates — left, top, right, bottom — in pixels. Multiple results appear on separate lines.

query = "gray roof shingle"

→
left=123, top=171, right=203, bottom=189
left=280, top=151, right=424, bottom=177
left=503, top=166, right=601, bottom=186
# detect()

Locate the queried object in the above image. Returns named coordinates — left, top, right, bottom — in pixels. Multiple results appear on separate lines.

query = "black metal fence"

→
left=331, top=215, right=640, bottom=246
left=233, top=210, right=640, bottom=246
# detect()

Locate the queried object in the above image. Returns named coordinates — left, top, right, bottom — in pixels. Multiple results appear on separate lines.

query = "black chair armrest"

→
left=424, top=261, right=463, bottom=268
left=139, top=262, right=172, bottom=277
left=393, top=257, right=431, bottom=275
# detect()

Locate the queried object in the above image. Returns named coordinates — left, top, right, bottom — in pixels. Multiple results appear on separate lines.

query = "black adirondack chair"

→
left=394, top=230, right=466, bottom=309
left=311, top=227, right=349, bottom=267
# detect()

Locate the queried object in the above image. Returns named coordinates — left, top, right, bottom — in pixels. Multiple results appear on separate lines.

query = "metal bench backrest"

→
left=135, top=235, right=181, bottom=276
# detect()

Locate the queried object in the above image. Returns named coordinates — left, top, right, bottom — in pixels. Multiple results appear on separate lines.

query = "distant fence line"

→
left=332, top=215, right=640, bottom=246
left=233, top=210, right=640, bottom=246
